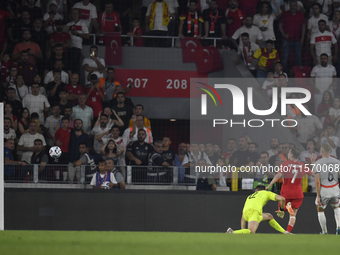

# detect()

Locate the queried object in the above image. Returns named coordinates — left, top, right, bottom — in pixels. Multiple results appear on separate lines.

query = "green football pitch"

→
left=0, top=231, right=338, bottom=255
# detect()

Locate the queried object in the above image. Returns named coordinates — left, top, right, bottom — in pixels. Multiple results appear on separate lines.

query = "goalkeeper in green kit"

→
left=226, top=185, right=290, bottom=234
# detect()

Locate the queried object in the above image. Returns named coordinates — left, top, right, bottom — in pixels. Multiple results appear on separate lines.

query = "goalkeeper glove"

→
left=275, top=209, right=284, bottom=218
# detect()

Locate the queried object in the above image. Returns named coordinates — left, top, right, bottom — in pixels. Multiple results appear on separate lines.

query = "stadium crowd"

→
left=2, top=0, right=340, bottom=190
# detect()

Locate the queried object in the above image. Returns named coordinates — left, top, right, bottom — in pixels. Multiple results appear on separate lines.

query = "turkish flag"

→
left=105, top=33, right=122, bottom=65
left=180, top=38, right=203, bottom=63
left=195, top=47, right=215, bottom=74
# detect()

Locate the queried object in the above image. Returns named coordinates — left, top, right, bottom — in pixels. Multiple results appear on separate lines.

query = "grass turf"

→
left=0, top=231, right=338, bottom=255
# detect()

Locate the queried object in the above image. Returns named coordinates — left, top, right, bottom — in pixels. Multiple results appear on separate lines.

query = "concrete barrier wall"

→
left=5, top=189, right=336, bottom=234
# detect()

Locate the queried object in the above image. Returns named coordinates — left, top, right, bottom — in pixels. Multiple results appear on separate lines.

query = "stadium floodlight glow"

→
left=0, top=103, right=4, bottom=231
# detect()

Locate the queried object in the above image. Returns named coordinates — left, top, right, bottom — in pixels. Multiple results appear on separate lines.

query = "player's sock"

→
left=318, top=212, right=328, bottom=234
left=287, top=224, right=293, bottom=233
left=269, top=219, right=285, bottom=233
left=333, top=207, right=340, bottom=228
left=234, top=229, right=251, bottom=234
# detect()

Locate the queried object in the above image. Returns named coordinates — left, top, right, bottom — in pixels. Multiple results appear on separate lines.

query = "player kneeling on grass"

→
left=90, top=159, right=118, bottom=189
left=312, top=143, right=340, bottom=235
left=226, top=185, right=289, bottom=234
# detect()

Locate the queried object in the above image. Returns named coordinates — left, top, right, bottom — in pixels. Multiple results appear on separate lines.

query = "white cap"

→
left=49, top=0, right=57, bottom=6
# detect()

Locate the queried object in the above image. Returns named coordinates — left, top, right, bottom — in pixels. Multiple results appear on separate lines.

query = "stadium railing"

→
left=90, top=34, right=224, bottom=47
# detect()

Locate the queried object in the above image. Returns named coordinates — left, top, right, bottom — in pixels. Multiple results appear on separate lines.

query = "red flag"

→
left=210, top=46, right=224, bottom=72
left=195, top=47, right=215, bottom=74
left=180, top=38, right=203, bottom=63
left=105, top=33, right=122, bottom=65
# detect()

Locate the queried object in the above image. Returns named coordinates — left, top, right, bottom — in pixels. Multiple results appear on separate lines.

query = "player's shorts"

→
left=315, top=196, right=340, bottom=209
left=243, top=208, right=263, bottom=223
left=279, top=198, right=303, bottom=211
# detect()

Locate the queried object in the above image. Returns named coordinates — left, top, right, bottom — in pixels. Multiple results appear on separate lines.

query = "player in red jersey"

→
left=266, top=148, right=314, bottom=233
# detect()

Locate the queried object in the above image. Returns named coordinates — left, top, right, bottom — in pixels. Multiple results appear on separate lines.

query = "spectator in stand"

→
left=66, top=8, right=89, bottom=75
left=202, top=0, right=227, bottom=46
left=279, top=0, right=305, bottom=72
left=17, top=120, right=46, bottom=163
left=225, top=0, right=245, bottom=39
left=329, top=96, right=340, bottom=135
left=44, top=105, right=62, bottom=147
left=86, top=74, right=105, bottom=120
left=18, top=108, right=30, bottom=136
left=4, top=138, right=26, bottom=180
left=108, top=84, right=133, bottom=107
left=8, top=10, right=33, bottom=44
left=282, top=0, right=305, bottom=12
left=198, top=143, right=205, bottom=153
left=100, top=139, right=125, bottom=165
left=113, top=0, right=132, bottom=34
left=249, top=142, right=260, bottom=161
left=17, top=50, right=36, bottom=87
left=4, top=103, right=17, bottom=131
left=273, top=62, right=288, bottom=80
left=12, top=30, right=43, bottom=66
left=316, top=123, right=339, bottom=158
left=28, top=74, right=46, bottom=95
left=53, top=117, right=72, bottom=166
left=72, top=94, right=93, bottom=134
left=316, top=91, right=333, bottom=128
left=231, top=15, right=263, bottom=47
left=266, top=137, right=280, bottom=158
left=309, top=0, right=331, bottom=17
left=98, top=67, right=120, bottom=103
left=147, top=140, right=171, bottom=183
left=145, top=0, right=174, bottom=47
left=98, top=1, right=122, bottom=45
left=228, top=136, right=256, bottom=167
left=55, top=106, right=74, bottom=130
left=178, top=0, right=204, bottom=39
left=22, top=83, right=50, bottom=125
left=68, top=119, right=90, bottom=182
left=110, top=92, right=133, bottom=133
left=205, top=142, right=219, bottom=165
left=253, top=40, right=280, bottom=79
left=128, top=104, right=151, bottom=130
left=46, top=69, right=66, bottom=105
left=123, top=114, right=152, bottom=145
left=48, top=20, right=71, bottom=55
left=4, top=118, right=16, bottom=140
left=64, top=73, right=84, bottom=106
left=105, top=158, right=125, bottom=189
left=72, top=0, right=100, bottom=35
left=234, top=33, right=259, bottom=76
left=222, top=138, right=237, bottom=164
left=82, top=45, right=105, bottom=85
left=96, top=125, right=126, bottom=167
left=330, top=11, right=340, bottom=41
left=90, top=113, right=110, bottom=155
left=126, top=129, right=153, bottom=182
left=90, top=159, right=117, bottom=188
left=93, top=108, right=124, bottom=128
left=22, top=0, right=43, bottom=23
left=213, top=144, right=222, bottom=156
left=57, top=89, right=73, bottom=115
left=30, top=138, right=49, bottom=180
left=31, top=18, right=49, bottom=60
left=298, top=139, right=318, bottom=193
left=310, top=19, right=337, bottom=66
left=127, top=18, right=144, bottom=46
left=44, top=44, right=69, bottom=77
left=43, top=0, right=63, bottom=35
left=253, top=0, right=282, bottom=46
left=291, top=105, right=323, bottom=148
left=9, top=75, right=28, bottom=102
left=30, top=112, right=43, bottom=134
left=261, top=71, right=277, bottom=100
left=6, top=66, right=18, bottom=88
left=162, top=136, right=175, bottom=166
left=182, top=141, right=212, bottom=166
left=196, top=158, right=216, bottom=190
left=44, top=59, right=69, bottom=85
left=174, top=142, right=188, bottom=183
left=0, top=6, right=12, bottom=55
left=310, top=54, right=337, bottom=111
left=6, top=87, right=23, bottom=117
left=307, top=3, right=329, bottom=43
left=1, top=53, right=13, bottom=84
left=72, top=142, right=97, bottom=183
